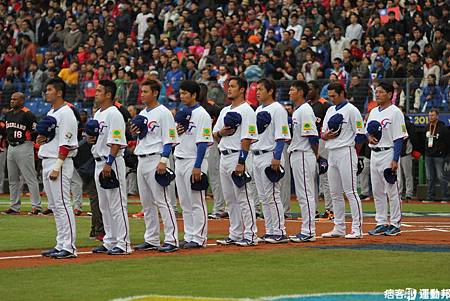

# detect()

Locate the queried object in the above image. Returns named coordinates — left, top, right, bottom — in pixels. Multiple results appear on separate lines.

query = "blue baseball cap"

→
left=191, top=172, right=209, bottom=191
left=318, top=157, right=328, bottom=175
left=155, top=167, right=176, bottom=187
left=131, top=115, right=149, bottom=140
left=256, top=111, right=271, bottom=134
left=99, top=169, right=120, bottom=189
left=384, top=168, right=397, bottom=184
left=175, top=108, right=192, bottom=132
left=231, top=170, right=252, bottom=188
left=367, top=120, right=382, bottom=141
left=85, top=119, right=100, bottom=137
left=224, top=111, right=242, bottom=129
left=327, top=113, right=344, bottom=135
left=36, top=116, right=57, bottom=142
left=264, top=165, right=285, bottom=183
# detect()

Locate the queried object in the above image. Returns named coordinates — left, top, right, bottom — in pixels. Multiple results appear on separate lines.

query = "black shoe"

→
left=42, top=209, right=53, bottom=215
left=107, top=247, right=131, bottom=255
left=41, top=248, right=60, bottom=257
left=92, top=245, right=109, bottom=253
left=1, top=208, right=19, bottom=215
left=28, top=208, right=42, bottom=215
left=208, top=213, right=222, bottom=219
left=134, top=242, right=159, bottom=251
left=158, top=243, right=179, bottom=253
left=179, top=240, right=188, bottom=248
left=50, top=250, right=76, bottom=259
left=315, top=211, right=320, bottom=219
left=183, top=241, right=203, bottom=249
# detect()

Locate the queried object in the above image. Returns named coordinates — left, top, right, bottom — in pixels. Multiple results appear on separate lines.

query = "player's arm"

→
left=302, top=110, right=320, bottom=158
left=103, top=114, right=127, bottom=178
left=272, top=109, right=291, bottom=171
left=353, top=109, right=366, bottom=155
left=193, top=113, right=213, bottom=182
left=391, top=110, right=409, bottom=171
left=157, top=112, right=178, bottom=174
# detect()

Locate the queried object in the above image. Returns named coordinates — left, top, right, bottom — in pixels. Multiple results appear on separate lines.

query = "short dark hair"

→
left=291, top=80, right=310, bottom=97
left=378, top=80, right=394, bottom=94
left=327, top=82, right=346, bottom=97
left=229, top=76, right=248, bottom=95
left=46, top=77, right=66, bottom=99
left=257, top=78, right=277, bottom=99
left=308, top=80, right=321, bottom=91
left=180, top=80, right=200, bottom=98
left=429, top=108, right=440, bottom=115
left=98, top=80, right=117, bottom=101
left=141, top=80, right=161, bottom=99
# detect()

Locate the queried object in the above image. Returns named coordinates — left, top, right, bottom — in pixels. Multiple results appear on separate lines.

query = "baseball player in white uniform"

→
left=213, top=77, right=258, bottom=246
left=366, top=81, right=407, bottom=236
left=287, top=81, right=319, bottom=242
left=174, top=80, right=212, bottom=249
left=321, top=82, right=365, bottom=239
left=253, top=79, right=291, bottom=244
left=132, top=80, right=179, bottom=252
left=39, top=78, right=79, bottom=259
left=89, top=80, right=131, bottom=255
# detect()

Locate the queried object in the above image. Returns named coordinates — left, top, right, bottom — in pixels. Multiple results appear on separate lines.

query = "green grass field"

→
left=0, top=199, right=449, bottom=301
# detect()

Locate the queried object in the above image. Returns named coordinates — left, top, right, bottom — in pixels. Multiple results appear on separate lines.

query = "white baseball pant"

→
left=137, top=155, right=178, bottom=246
left=42, top=158, right=77, bottom=254
left=280, top=145, right=291, bottom=213
left=316, top=139, right=332, bottom=211
left=253, top=152, right=286, bottom=236
left=219, top=152, right=257, bottom=241
left=291, top=151, right=316, bottom=237
left=175, top=158, right=208, bottom=245
left=245, top=152, right=259, bottom=212
left=70, top=169, right=83, bottom=210
left=94, top=156, right=131, bottom=252
left=327, top=146, right=363, bottom=235
left=398, top=154, right=414, bottom=198
left=371, top=149, right=402, bottom=228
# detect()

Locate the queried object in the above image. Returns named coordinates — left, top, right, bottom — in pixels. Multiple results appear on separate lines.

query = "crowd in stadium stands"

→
left=0, top=0, right=448, bottom=115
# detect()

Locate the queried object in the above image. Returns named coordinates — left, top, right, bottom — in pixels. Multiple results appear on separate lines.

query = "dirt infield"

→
left=0, top=217, right=449, bottom=270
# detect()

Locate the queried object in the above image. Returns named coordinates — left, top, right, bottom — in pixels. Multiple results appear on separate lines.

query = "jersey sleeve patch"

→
left=281, top=125, right=289, bottom=135
left=112, top=129, right=122, bottom=142
left=65, top=132, right=73, bottom=142
left=303, top=122, right=312, bottom=131
left=356, top=121, right=363, bottom=129
left=401, top=124, right=406, bottom=133
left=202, top=128, right=211, bottom=137
left=169, top=128, right=176, bottom=139
left=248, top=125, right=256, bottom=135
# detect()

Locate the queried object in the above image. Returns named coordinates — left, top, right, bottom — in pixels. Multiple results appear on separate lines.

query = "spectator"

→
left=348, top=75, right=368, bottom=113
left=164, top=59, right=184, bottom=101
left=26, top=61, right=46, bottom=97
left=345, top=13, right=363, bottom=42
left=422, top=56, right=441, bottom=87
left=64, top=21, right=82, bottom=55
left=34, top=8, right=50, bottom=47
left=420, top=74, right=444, bottom=112
left=19, top=35, right=36, bottom=70
left=330, top=26, right=349, bottom=60
left=424, top=109, right=449, bottom=201
left=58, top=61, right=79, bottom=86
left=301, top=51, right=321, bottom=81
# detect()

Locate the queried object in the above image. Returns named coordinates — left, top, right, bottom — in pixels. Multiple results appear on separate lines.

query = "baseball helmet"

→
left=327, top=113, right=344, bottom=136
left=191, top=172, right=209, bottom=191
left=256, top=111, right=271, bottom=134
left=318, top=157, right=328, bottom=175
left=131, top=115, right=149, bottom=140
left=85, top=119, right=100, bottom=137
left=264, top=165, right=285, bottom=183
left=383, top=168, right=397, bottom=184
left=155, top=167, right=176, bottom=187
left=99, top=170, right=120, bottom=189
left=36, top=116, right=57, bottom=142
left=367, top=120, right=382, bottom=141
left=231, top=170, right=252, bottom=188
left=175, top=108, right=192, bottom=132
left=357, top=157, right=365, bottom=175
left=224, top=112, right=242, bottom=129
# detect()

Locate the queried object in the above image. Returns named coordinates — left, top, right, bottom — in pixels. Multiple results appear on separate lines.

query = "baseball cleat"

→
left=28, top=208, right=42, bottom=215
left=256, top=234, right=272, bottom=243
left=92, top=245, right=109, bottom=253
left=208, top=213, right=222, bottom=219
left=345, top=232, right=363, bottom=239
left=289, top=233, right=316, bottom=243
left=320, top=210, right=334, bottom=220
left=41, top=208, right=53, bottom=215
left=183, top=241, right=203, bottom=249
left=235, top=238, right=258, bottom=247
left=321, top=231, right=345, bottom=238
left=1, top=208, right=20, bottom=215
left=368, top=224, right=390, bottom=236
left=41, top=248, right=61, bottom=257
left=133, top=242, right=159, bottom=251
left=384, top=225, right=401, bottom=236
left=216, top=237, right=237, bottom=245
left=265, top=235, right=289, bottom=244
left=158, top=243, right=179, bottom=253
left=107, top=247, right=131, bottom=255
left=50, top=250, right=77, bottom=259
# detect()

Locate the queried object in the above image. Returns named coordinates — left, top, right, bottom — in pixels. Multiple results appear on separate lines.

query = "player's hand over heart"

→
left=102, top=164, right=112, bottom=178
left=176, top=124, right=185, bottom=136
left=390, top=160, right=398, bottom=172
left=235, top=163, right=245, bottom=176
left=368, top=135, right=379, bottom=145
left=36, top=135, right=47, bottom=145
left=130, top=124, right=140, bottom=136
left=156, top=162, right=166, bottom=174
left=220, top=126, right=235, bottom=137
left=322, top=130, right=338, bottom=140
left=86, top=135, right=97, bottom=144
left=49, top=170, right=59, bottom=181
left=271, top=159, right=281, bottom=171
left=191, top=167, right=201, bottom=182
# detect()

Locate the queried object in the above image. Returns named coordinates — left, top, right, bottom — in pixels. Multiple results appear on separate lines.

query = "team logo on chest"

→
left=186, top=121, right=196, bottom=135
left=99, top=121, right=107, bottom=133
left=380, top=118, right=391, bottom=129
left=147, top=120, right=160, bottom=132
